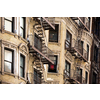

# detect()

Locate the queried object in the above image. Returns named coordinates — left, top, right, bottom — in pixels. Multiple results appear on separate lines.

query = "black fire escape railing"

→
left=71, top=17, right=90, bottom=31
left=65, top=39, right=88, bottom=61
left=64, top=69, right=86, bottom=84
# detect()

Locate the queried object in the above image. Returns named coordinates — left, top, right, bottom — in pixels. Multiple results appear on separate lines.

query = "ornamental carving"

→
left=65, top=51, right=73, bottom=62
left=19, top=43, right=28, bottom=54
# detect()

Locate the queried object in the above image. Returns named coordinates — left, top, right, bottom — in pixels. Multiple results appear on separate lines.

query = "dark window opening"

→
left=65, top=60, right=70, bottom=77
left=34, top=33, right=42, bottom=52
left=20, top=54, right=25, bottom=78
left=4, top=17, right=14, bottom=33
left=77, top=68, right=82, bottom=83
left=65, top=30, right=72, bottom=48
left=4, top=48, right=14, bottom=73
left=94, top=45, right=98, bottom=63
left=34, top=69, right=41, bottom=84
left=87, top=44, right=89, bottom=60
left=85, top=71, right=88, bottom=84
left=49, top=24, right=59, bottom=42
left=48, top=55, right=58, bottom=73
left=92, top=72, right=97, bottom=84
left=20, top=17, right=25, bottom=38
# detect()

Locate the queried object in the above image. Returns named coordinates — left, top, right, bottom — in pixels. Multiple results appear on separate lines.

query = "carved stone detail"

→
left=19, top=43, right=28, bottom=54
left=65, top=51, right=74, bottom=62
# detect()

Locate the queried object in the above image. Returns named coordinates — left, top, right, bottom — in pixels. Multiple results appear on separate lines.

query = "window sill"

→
left=47, top=72, right=60, bottom=76
left=0, top=71, right=27, bottom=82
left=48, top=42, right=61, bottom=46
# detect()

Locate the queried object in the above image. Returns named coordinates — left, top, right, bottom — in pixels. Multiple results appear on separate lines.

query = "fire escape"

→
left=27, top=17, right=55, bottom=84
left=64, top=17, right=90, bottom=84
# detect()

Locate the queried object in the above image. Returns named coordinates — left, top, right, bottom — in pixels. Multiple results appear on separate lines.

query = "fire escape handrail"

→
left=64, top=69, right=86, bottom=84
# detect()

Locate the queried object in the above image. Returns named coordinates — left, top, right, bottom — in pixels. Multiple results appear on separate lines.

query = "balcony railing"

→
left=79, top=17, right=90, bottom=30
left=27, top=73, right=43, bottom=84
left=64, top=69, right=86, bottom=84
left=65, top=39, right=88, bottom=61
left=29, top=34, right=54, bottom=64
left=71, top=17, right=90, bottom=31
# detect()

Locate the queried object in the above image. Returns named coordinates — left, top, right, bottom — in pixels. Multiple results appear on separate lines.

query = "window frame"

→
left=65, top=30, right=72, bottom=48
left=20, top=17, right=26, bottom=39
left=4, top=17, right=14, bottom=33
left=49, top=24, right=59, bottom=42
left=4, top=48, right=14, bottom=73
left=20, top=54, right=25, bottom=78
left=48, top=55, right=58, bottom=73
left=65, top=60, right=71, bottom=77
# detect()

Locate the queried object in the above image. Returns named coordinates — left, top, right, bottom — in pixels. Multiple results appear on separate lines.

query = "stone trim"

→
left=18, top=43, right=28, bottom=81
left=0, top=40, right=17, bottom=75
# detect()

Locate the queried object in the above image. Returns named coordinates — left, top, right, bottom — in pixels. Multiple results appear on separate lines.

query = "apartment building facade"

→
left=0, top=17, right=99, bottom=84
left=45, top=17, right=93, bottom=84
left=0, top=17, right=55, bottom=84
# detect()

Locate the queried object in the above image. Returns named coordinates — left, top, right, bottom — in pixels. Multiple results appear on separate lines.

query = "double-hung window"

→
left=4, top=17, right=14, bottom=32
left=48, top=55, right=58, bottom=73
left=65, top=30, right=72, bottom=48
left=20, top=17, right=25, bottom=38
left=65, top=61, right=70, bottom=77
left=4, top=49, right=14, bottom=73
left=49, top=24, right=59, bottom=42
left=20, top=54, right=25, bottom=78
left=87, top=44, right=89, bottom=60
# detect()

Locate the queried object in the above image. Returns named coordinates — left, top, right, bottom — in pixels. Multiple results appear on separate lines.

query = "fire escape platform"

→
left=71, top=17, right=90, bottom=32
left=29, top=45, right=54, bottom=65
left=67, top=47, right=88, bottom=62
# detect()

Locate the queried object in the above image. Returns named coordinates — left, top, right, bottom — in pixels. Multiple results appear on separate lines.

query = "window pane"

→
left=66, top=32, right=71, bottom=42
left=5, top=20, right=12, bottom=32
left=20, top=55, right=24, bottom=67
left=20, top=28, right=24, bottom=38
left=20, top=17, right=24, bottom=28
left=20, top=67, right=24, bottom=77
left=5, top=17, right=12, bottom=21
left=4, top=62, right=11, bottom=73
left=5, top=50, right=12, bottom=62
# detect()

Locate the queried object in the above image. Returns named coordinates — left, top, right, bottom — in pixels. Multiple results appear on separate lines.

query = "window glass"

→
left=5, top=50, right=12, bottom=62
left=20, top=17, right=24, bottom=28
left=5, top=20, right=12, bottom=32
left=49, top=24, right=58, bottom=42
left=48, top=56, right=58, bottom=73
left=20, top=28, right=24, bottom=37
left=4, top=62, right=11, bottom=72
left=20, top=67, right=24, bottom=77
left=20, top=54, right=25, bottom=77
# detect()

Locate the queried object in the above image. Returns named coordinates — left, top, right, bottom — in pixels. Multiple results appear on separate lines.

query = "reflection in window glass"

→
left=4, top=49, right=13, bottom=73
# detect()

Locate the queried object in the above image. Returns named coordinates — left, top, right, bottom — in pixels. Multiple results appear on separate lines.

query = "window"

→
left=34, top=33, right=42, bottom=51
left=20, top=17, right=25, bottom=38
left=4, top=17, right=14, bottom=32
left=49, top=24, right=59, bottom=42
left=34, top=69, right=41, bottom=84
left=20, top=54, right=25, bottom=78
left=94, top=45, right=98, bottom=63
left=87, top=44, right=89, bottom=60
left=77, top=68, right=82, bottom=83
left=85, top=71, right=88, bottom=84
left=65, top=60, right=70, bottom=77
left=78, top=40, right=83, bottom=55
left=4, top=49, right=14, bottom=73
left=92, top=72, right=97, bottom=84
left=48, top=55, right=58, bottom=73
left=65, top=30, right=72, bottom=48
